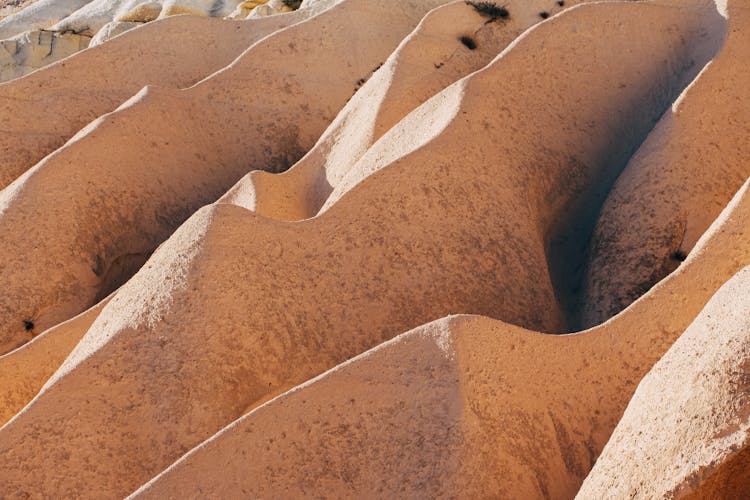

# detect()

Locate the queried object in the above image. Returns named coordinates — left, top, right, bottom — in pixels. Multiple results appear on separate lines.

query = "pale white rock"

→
left=89, top=20, right=141, bottom=46
left=0, top=28, right=89, bottom=81
left=0, top=0, right=93, bottom=39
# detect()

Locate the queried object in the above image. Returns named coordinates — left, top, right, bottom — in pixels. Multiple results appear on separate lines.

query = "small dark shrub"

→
left=557, top=1, right=565, bottom=6
left=539, top=11, right=550, bottom=19
left=282, top=0, right=303, bottom=9
left=460, top=36, right=477, bottom=50
left=23, top=320, right=34, bottom=331
left=466, top=1, right=510, bottom=22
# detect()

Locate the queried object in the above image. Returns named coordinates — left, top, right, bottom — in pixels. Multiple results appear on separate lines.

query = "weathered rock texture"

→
left=0, top=0, right=747, bottom=498
left=0, top=0, right=444, bottom=353
left=0, top=3, right=327, bottom=187
left=133, top=178, right=750, bottom=498
left=0, top=27, right=90, bottom=80
left=0, top=0, right=40, bottom=20
left=578, top=264, right=750, bottom=498
left=581, top=0, right=749, bottom=328
left=0, top=0, right=299, bottom=81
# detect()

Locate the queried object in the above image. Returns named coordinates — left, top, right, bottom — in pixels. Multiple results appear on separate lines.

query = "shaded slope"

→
left=223, top=0, right=597, bottom=219
left=581, top=0, right=749, bottom=327
left=0, top=0, right=597, bottom=435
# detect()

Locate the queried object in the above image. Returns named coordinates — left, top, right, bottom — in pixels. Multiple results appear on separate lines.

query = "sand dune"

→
left=0, top=0, right=747, bottom=497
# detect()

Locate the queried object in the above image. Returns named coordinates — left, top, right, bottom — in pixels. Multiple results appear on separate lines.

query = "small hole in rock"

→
left=539, top=11, right=550, bottom=19
left=23, top=320, right=34, bottom=331
left=671, top=250, right=688, bottom=262
left=557, top=1, right=565, bottom=6
left=460, top=36, right=477, bottom=50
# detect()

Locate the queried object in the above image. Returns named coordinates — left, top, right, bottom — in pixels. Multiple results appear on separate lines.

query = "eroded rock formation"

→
left=0, top=0, right=747, bottom=497
left=0, top=0, right=298, bottom=81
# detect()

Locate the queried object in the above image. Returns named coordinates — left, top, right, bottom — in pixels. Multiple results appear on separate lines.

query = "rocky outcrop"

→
left=0, top=0, right=40, bottom=20
left=89, top=20, right=140, bottom=45
left=0, top=4, right=326, bottom=187
left=0, top=0, right=450, bottom=354
left=0, top=28, right=90, bottom=80
left=0, top=0, right=746, bottom=498
left=578, top=264, right=750, bottom=498
left=581, top=0, right=749, bottom=328
left=133, top=178, right=750, bottom=498
left=0, top=0, right=301, bottom=81
left=0, top=0, right=92, bottom=39
left=223, top=0, right=599, bottom=218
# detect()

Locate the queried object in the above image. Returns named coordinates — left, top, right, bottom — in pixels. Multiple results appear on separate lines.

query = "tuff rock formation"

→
left=0, top=0, right=296, bottom=81
left=0, top=0, right=747, bottom=498
left=578, top=263, right=750, bottom=498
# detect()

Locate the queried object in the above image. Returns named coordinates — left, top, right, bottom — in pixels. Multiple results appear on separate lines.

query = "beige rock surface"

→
left=0, top=0, right=302, bottom=81
left=223, top=0, right=597, bottom=219
left=49, top=0, right=247, bottom=38
left=0, top=0, right=92, bottom=39
left=116, top=1, right=163, bottom=22
left=89, top=20, right=142, bottom=45
left=0, top=5, right=321, bottom=187
left=0, top=0, right=40, bottom=20
left=0, top=297, right=109, bottom=425
left=0, top=0, right=446, bottom=355
left=0, top=0, right=746, bottom=498
left=0, top=1, right=734, bottom=497
left=581, top=0, right=750, bottom=328
left=134, top=179, right=750, bottom=498
left=578, top=264, right=750, bottom=498
left=233, top=0, right=294, bottom=19
left=226, top=0, right=267, bottom=19
left=0, top=28, right=90, bottom=81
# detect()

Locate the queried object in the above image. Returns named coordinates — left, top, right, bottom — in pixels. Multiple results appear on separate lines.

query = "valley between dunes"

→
left=0, top=0, right=748, bottom=497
